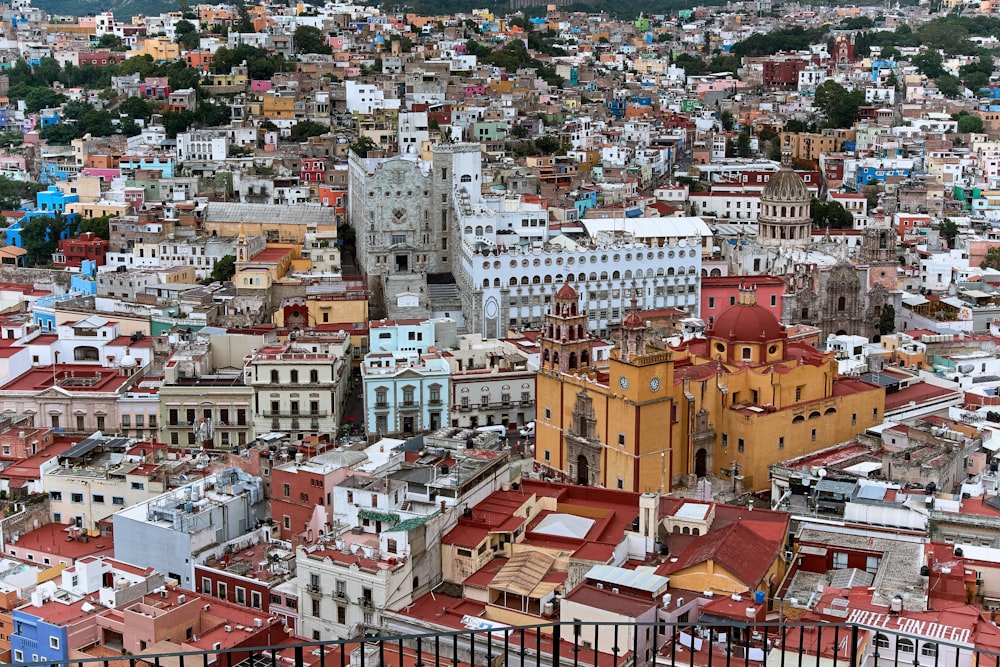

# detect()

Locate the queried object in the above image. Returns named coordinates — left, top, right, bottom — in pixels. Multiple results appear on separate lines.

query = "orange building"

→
left=534, top=285, right=885, bottom=493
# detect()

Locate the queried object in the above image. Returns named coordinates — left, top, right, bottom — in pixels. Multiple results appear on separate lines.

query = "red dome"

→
left=622, top=311, right=646, bottom=329
left=555, top=283, right=578, bottom=300
left=711, top=302, right=785, bottom=343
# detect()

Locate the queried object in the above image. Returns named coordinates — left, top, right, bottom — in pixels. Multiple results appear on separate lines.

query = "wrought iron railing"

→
left=8, top=619, right=996, bottom=667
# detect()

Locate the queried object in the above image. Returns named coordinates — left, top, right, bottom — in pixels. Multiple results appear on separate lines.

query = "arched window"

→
left=838, top=296, right=846, bottom=311
left=74, top=346, right=99, bottom=362
left=809, top=411, right=821, bottom=420
left=290, top=370, right=299, bottom=384
left=792, top=415, right=805, bottom=424
left=921, top=643, right=937, bottom=658
left=825, top=407, right=837, bottom=415
left=874, top=635, right=890, bottom=651
left=897, top=639, right=914, bottom=655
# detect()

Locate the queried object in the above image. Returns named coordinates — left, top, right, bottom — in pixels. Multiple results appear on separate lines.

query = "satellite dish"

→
left=817, top=468, right=827, bottom=479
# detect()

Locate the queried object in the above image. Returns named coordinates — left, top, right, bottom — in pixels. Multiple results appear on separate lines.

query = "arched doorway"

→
left=695, top=448, right=707, bottom=478
left=577, top=454, right=589, bottom=486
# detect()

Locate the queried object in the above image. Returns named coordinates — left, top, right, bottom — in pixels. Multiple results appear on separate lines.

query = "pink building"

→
left=701, top=276, right=785, bottom=327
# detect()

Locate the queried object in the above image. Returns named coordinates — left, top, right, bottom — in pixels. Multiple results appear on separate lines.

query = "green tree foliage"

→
left=533, top=136, right=562, bottom=155
left=293, top=25, right=332, bottom=55
left=813, top=80, right=864, bottom=129
left=119, top=96, right=156, bottom=120
left=730, top=26, right=827, bottom=57
left=720, top=110, right=735, bottom=132
left=736, top=130, right=751, bottom=158
left=982, top=247, right=1000, bottom=270
left=97, top=34, right=125, bottom=50
left=956, top=113, right=984, bottom=133
left=204, top=254, right=236, bottom=284
left=878, top=304, right=896, bottom=336
left=939, top=219, right=959, bottom=248
left=910, top=50, right=944, bottom=78
left=959, top=55, right=993, bottom=92
left=470, top=39, right=564, bottom=88
left=20, top=215, right=66, bottom=267
left=290, top=120, right=329, bottom=141
left=350, top=136, right=378, bottom=158
left=78, top=214, right=112, bottom=240
left=39, top=124, right=79, bottom=145
left=935, top=74, right=961, bottom=98
left=211, top=45, right=288, bottom=80
left=810, top=198, right=854, bottom=230
left=0, top=176, right=43, bottom=212
left=174, top=19, right=200, bottom=51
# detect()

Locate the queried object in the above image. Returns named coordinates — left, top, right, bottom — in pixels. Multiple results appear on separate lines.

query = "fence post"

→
left=553, top=623, right=562, bottom=667
left=850, top=625, right=860, bottom=667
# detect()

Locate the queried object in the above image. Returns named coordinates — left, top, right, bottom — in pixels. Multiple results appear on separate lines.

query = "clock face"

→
left=649, top=377, right=661, bottom=392
left=618, top=376, right=629, bottom=391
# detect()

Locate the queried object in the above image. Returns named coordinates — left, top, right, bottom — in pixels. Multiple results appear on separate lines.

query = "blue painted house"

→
left=10, top=599, right=97, bottom=664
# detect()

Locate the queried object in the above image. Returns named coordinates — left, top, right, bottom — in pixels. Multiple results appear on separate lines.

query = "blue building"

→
left=856, top=164, right=913, bottom=187
left=10, top=598, right=96, bottom=664
left=36, top=185, right=78, bottom=214
left=362, top=349, right=450, bottom=437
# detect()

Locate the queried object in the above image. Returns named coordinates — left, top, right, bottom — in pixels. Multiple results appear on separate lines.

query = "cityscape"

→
left=0, top=0, right=994, bottom=666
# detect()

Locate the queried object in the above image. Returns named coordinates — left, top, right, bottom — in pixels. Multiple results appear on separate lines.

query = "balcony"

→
left=263, top=411, right=328, bottom=418
left=306, top=583, right=322, bottom=595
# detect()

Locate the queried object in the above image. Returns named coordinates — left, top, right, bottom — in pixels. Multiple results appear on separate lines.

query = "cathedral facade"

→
left=534, top=284, right=885, bottom=493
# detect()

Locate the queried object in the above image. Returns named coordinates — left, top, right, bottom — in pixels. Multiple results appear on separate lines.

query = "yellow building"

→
left=534, top=285, right=885, bottom=493
left=262, top=93, right=296, bottom=120
left=66, top=201, right=128, bottom=219
left=138, top=37, right=181, bottom=61
left=780, top=130, right=856, bottom=161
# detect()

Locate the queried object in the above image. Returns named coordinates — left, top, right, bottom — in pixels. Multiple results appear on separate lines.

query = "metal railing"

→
left=9, top=619, right=999, bottom=667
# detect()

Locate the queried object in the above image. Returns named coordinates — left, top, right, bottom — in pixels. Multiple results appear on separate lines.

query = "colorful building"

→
left=534, top=284, right=885, bottom=493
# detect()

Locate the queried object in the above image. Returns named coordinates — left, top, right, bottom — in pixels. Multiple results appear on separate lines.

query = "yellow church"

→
left=534, top=283, right=885, bottom=493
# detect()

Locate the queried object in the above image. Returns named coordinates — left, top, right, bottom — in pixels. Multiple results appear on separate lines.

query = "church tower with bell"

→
left=540, top=283, right=593, bottom=374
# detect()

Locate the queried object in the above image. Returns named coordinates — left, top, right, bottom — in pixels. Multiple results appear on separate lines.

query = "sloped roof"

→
left=665, top=519, right=783, bottom=587
left=489, top=550, right=556, bottom=598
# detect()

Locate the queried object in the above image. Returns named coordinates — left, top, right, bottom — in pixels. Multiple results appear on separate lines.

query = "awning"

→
left=358, top=509, right=400, bottom=525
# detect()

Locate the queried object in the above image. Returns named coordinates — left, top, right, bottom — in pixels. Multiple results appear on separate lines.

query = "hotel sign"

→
left=847, top=610, right=971, bottom=644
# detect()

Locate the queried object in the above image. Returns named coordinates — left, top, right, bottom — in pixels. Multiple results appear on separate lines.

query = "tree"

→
left=878, top=304, right=896, bottom=336
left=39, top=123, right=80, bottom=145
left=982, top=247, right=1000, bottom=270
left=534, top=135, right=561, bottom=155
left=23, top=88, right=67, bottom=113
left=0, top=176, right=43, bottom=211
left=162, top=110, right=196, bottom=138
left=119, top=96, right=156, bottom=120
left=810, top=198, right=854, bottom=230
left=956, top=113, right=984, bottom=133
left=203, top=254, right=236, bottom=284
left=78, top=215, right=112, bottom=240
left=736, top=130, right=751, bottom=158
left=97, top=33, right=124, bottom=50
left=289, top=120, right=329, bottom=141
left=934, top=74, right=961, bottom=98
left=720, top=110, right=735, bottom=132
left=349, top=136, right=377, bottom=158
left=293, top=25, right=332, bottom=55
left=814, top=80, right=864, bottom=129
left=939, top=219, right=959, bottom=248
left=20, top=215, right=66, bottom=267
left=911, top=50, right=945, bottom=78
